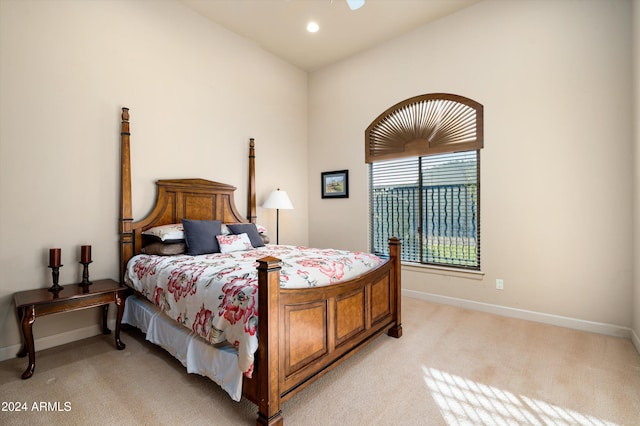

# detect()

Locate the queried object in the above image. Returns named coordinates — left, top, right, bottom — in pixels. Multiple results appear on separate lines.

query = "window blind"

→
left=370, top=150, right=480, bottom=269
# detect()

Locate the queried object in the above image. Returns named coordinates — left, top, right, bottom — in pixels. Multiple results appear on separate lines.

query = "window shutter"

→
left=365, top=93, right=483, bottom=163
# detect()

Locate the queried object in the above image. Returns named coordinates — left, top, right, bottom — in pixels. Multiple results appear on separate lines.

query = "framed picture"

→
left=321, top=170, right=349, bottom=199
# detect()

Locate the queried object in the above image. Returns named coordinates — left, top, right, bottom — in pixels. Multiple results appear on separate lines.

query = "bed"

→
left=116, top=107, right=402, bottom=425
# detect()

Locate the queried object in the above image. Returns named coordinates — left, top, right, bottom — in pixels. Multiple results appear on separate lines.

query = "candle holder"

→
left=80, top=260, right=93, bottom=288
left=48, top=264, right=64, bottom=293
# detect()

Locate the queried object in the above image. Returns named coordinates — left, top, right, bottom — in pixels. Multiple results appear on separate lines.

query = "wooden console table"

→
left=14, top=279, right=128, bottom=379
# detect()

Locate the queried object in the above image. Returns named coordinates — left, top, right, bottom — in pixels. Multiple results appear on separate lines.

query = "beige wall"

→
left=0, top=0, right=308, bottom=357
left=633, top=0, right=640, bottom=346
left=309, top=0, right=635, bottom=330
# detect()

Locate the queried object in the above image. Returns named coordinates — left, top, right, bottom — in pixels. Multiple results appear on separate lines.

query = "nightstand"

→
left=14, top=279, right=129, bottom=379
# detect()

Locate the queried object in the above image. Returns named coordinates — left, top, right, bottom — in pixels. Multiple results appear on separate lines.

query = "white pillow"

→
left=216, top=233, right=253, bottom=254
left=142, top=223, right=184, bottom=241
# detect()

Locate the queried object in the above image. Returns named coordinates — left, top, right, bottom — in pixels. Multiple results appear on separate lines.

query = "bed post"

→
left=256, top=256, right=283, bottom=426
left=119, top=108, right=134, bottom=284
left=248, top=139, right=257, bottom=224
left=387, top=237, right=402, bottom=338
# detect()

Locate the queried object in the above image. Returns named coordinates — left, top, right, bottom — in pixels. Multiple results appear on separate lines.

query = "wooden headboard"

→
left=118, top=107, right=257, bottom=281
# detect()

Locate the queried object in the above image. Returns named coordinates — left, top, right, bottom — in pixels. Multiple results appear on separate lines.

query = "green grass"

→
left=425, top=242, right=478, bottom=266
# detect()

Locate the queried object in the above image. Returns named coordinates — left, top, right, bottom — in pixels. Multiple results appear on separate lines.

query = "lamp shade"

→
left=263, top=189, right=293, bottom=210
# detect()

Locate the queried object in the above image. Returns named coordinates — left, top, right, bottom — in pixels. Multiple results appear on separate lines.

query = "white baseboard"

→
left=403, top=289, right=633, bottom=339
left=0, top=319, right=116, bottom=363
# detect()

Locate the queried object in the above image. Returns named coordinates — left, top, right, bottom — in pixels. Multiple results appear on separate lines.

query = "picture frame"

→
left=321, top=170, right=349, bottom=199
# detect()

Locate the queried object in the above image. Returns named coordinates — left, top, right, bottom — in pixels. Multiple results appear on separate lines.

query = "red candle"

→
left=81, top=245, right=92, bottom=263
left=49, top=248, right=61, bottom=267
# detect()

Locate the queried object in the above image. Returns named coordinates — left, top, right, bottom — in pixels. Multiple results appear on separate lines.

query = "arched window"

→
left=367, top=93, right=483, bottom=270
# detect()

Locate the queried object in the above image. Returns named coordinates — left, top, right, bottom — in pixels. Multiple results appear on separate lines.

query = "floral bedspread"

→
left=124, top=245, right=382, bottom=376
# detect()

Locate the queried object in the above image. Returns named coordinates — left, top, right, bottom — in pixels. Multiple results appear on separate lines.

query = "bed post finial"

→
left=248, top=138, right=257, bottom=224
left=120, top=107, right=133, bottom=283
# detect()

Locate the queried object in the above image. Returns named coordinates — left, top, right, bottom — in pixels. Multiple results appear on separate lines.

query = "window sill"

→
left=401, top=262, right=485, bottom=280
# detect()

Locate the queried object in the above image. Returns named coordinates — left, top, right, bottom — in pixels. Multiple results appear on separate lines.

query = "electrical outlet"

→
left=496, top=279, right=504, bottom=290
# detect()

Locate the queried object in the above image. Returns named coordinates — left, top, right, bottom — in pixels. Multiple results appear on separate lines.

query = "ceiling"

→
left=179, top=0, right=480, bottom=72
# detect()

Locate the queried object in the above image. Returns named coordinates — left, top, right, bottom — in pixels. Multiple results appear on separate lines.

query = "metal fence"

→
left=371, top=184, right=479, bottom=268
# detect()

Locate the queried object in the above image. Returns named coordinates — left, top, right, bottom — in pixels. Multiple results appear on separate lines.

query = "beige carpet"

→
left=1, top=297, right=639, bottom=425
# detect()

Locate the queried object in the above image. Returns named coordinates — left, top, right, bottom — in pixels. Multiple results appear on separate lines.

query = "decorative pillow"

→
left=141, top=241, right=186, bottom=256
left=226, top=223, right=265, bottom=248
left=181, top=219, right=222, bottom=255
left=142, top=223, right=184, bottom=242
left=222, top=224, right=267, bottom=236
left=216, top=233, right=253, bottom=254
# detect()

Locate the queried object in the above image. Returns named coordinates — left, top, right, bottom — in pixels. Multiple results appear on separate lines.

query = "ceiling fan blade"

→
left=346, top=0, right=365, bottom=11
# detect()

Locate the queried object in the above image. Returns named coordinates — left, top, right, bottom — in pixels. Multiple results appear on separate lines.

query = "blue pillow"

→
left=226, top=223, right=265, bottom=248
left=181, top=219, right=222, bottom=255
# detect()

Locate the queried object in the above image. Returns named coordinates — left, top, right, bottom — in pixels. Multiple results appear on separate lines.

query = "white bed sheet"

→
left=122, top=295, right=243, bottom=401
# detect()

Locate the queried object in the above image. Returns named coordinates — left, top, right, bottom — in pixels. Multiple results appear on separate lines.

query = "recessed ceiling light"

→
left=346, top=0, right=365, bottom=10
left=347, top=0, right=364, bottom=10
left=306, top=22, right=319, bottom=33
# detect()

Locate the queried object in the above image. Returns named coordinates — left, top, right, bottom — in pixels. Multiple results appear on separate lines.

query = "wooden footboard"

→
left=246, top=238, right=402, bottom=426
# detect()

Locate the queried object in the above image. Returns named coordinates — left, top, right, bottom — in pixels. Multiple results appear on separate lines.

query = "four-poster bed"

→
left=116, top=107, right=402, bottom=425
